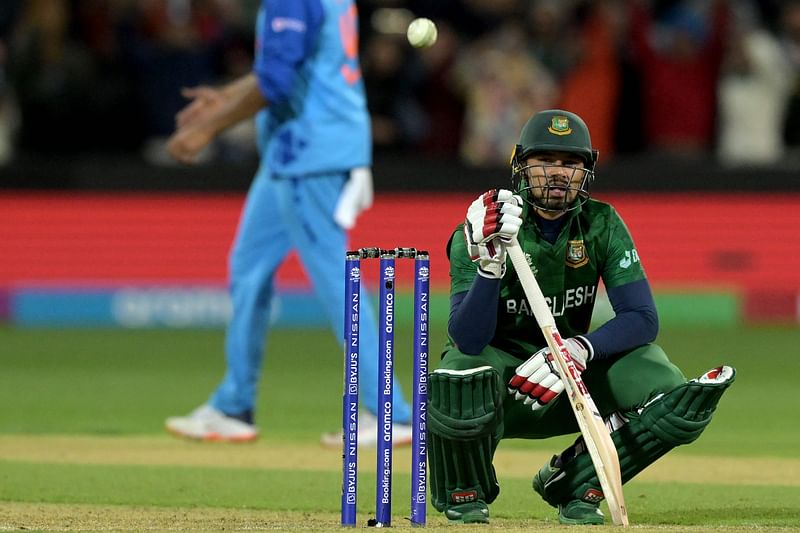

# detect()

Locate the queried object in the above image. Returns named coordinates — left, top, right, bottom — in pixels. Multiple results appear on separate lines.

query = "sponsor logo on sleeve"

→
left=272, top=17, right=307, bottom=33
left=618, top=248, right=640, bottom=269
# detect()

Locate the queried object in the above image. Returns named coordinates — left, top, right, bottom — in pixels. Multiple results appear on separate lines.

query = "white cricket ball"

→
left=407, top=18, right=438, bottom=48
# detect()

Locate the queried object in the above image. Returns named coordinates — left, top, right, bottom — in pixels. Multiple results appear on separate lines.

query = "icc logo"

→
left=418, top=266, right=429, bottom=280
left=350, top=267, right=360, bottom=281
left=384, top=266, right=395, bottom=278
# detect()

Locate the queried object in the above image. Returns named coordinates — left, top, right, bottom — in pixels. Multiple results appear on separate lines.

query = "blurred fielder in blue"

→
left=166, top=0, right=413, bottom=445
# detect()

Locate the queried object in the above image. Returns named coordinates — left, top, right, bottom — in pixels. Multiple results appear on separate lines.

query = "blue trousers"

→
left=209, top=169, right=412, bottom=424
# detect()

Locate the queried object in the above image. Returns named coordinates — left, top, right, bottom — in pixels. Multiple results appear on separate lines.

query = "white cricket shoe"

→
left=165, top=404, right=258, bottom=443
left=320, top=411, right=414, bottom=449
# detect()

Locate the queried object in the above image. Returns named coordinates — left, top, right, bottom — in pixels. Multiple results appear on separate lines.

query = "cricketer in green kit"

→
left=428, top=109, right=736, bottom=525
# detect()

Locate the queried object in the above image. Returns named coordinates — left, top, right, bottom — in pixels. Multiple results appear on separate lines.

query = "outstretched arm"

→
left=175, top=75, right=265, bottom=129
left=168, top=73, right=267, bottom=164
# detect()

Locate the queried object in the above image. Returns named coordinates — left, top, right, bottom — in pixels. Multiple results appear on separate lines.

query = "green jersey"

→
left=448, top=198, right=646, bottom=360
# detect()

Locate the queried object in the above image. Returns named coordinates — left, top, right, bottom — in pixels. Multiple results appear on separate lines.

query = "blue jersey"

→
left=253, top=0, right=370, bottom=176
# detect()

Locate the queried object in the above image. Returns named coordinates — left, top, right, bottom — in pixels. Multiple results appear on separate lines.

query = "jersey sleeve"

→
left=601, top=207, right=647, bottom=289
left=447, top=225, right=479, bottom=296
left=254, top=0, right=324, bottom=106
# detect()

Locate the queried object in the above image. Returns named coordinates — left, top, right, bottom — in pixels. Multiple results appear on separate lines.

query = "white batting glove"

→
left=507, top=336, right=593, bottom=410
left=463, top=189, right=523, bottom=279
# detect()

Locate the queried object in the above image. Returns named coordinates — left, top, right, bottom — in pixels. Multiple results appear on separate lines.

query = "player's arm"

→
left=448, top=280, right=500, bottom=355
left=447, top=190, right=523, bottom=354
left=176, top=74, right=265, bottom=130
left=253, top=0, right=323, bottom=108
left=510, top=207, right=656, bottom=409
left=582, top=279, right=658, bottom=360
left=507, top=280, right=657, bottom=410
left=168, top=74, right=267, bottom=164
left=585, top=208, right=658, bottom=360
left=168, top=0, right=323, bottom=164
left=446, top=225, right=501, bottom=355
left=193, top=75, right=266, bottom=134
left=201, top=0, right=326, bottom=125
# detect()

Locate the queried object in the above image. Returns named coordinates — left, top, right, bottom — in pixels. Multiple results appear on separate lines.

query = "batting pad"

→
left=535, top=366, right=736, bottom=507
left=428, top=366, right=504, bottom=510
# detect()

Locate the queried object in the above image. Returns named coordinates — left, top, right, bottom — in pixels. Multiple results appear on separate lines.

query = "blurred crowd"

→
left=1, top=0, right=799, bottom=169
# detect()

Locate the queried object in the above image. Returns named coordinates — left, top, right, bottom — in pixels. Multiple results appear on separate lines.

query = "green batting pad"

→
left=428, top=367, right=504, bottom=510
left=535, top=368, right=736, bottom=507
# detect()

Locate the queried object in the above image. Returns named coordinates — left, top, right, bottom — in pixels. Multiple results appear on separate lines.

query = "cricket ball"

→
left=407, top=18, right=438, bottom=48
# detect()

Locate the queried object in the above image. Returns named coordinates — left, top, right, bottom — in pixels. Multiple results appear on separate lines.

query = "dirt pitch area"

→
left=4, top=502, right=798, bottom=533
left=1, top=435, right=796, bottom=485
left=1, top=435, right=798, bottom=532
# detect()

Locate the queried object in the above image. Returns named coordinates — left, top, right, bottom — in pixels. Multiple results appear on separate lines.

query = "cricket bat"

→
left=506, top=237, right=629, bottom=526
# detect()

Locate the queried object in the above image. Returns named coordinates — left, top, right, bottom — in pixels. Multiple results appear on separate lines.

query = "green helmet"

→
left=514, top=109, right=596, bottom=166
left=511, top=109, right=599, bottom=213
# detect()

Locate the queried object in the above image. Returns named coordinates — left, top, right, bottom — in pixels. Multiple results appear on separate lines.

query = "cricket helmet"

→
left=510, top=109, right=598, bottom=212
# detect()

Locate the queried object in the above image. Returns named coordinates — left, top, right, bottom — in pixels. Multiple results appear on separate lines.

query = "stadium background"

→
left=0, top=0, right=798, bottom=327
left=1, top=2, right=799, bottom=530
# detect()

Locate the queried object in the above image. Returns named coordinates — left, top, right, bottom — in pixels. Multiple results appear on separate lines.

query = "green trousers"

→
left=436, top=343, right=686, bottom=439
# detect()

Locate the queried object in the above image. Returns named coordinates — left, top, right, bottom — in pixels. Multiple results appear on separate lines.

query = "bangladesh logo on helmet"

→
left=548, top=116, right=572, bottom=136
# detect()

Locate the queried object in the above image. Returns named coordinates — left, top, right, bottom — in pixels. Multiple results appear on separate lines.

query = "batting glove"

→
left=464, top=189, right=523, bottom=279
left=507, top=336, right=593, bottom=410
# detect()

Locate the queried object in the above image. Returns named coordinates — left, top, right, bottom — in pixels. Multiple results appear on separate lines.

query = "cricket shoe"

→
left=557, top=500, right=604, bottom=525
left=533, top=457, right=604, bottom=525
left=320, top=411, right=413, bottom=448
left=445, top=500, right=490, bottom=524
left=165, top=404, right=258, bottom=442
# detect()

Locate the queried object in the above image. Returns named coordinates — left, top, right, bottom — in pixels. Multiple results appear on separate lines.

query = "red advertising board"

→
left=1, top=192, right=798, bottom=299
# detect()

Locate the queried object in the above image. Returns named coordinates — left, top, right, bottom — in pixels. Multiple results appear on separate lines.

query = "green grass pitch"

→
left=0, top=318, right=798, bottom=531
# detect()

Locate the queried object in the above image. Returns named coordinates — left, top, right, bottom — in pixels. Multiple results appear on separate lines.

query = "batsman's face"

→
left=522, top=152, right=588, bottom=212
